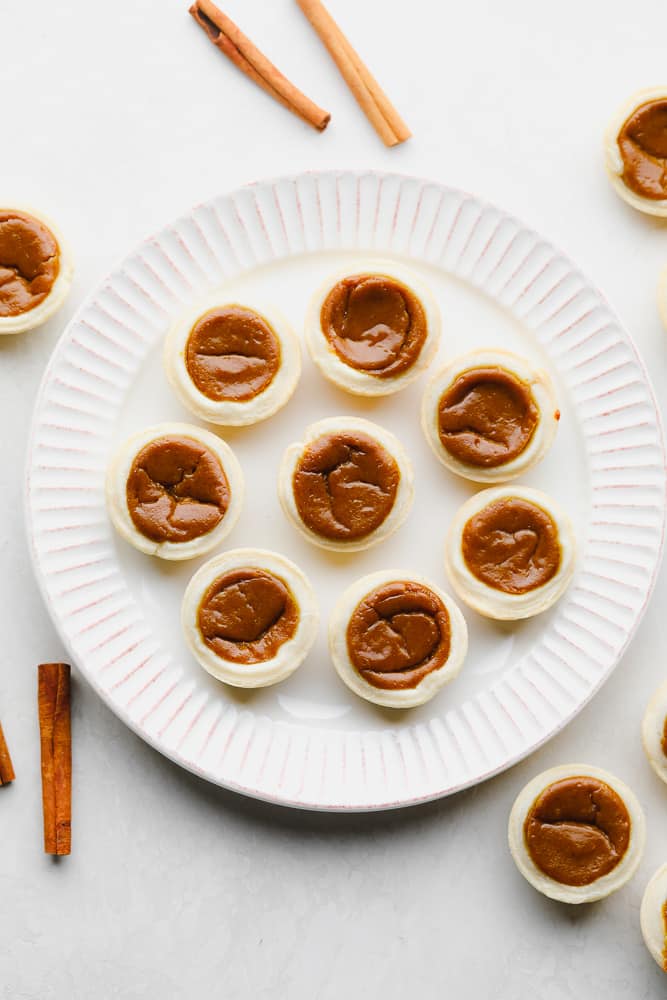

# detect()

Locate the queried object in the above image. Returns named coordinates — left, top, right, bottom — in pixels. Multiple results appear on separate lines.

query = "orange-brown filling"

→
left=197, top=567, right=298, bottom=664
left=524, top=776, right=631, bottom=886
left=438, top=366, right=539, bottom=468
left=0, top=210, right=60, bottom=317
left=320, top=274, right=427, bottom=378
left=617, top=99, right=667, bottom=200
left=185, top=305, right=281, bottom=402
left=347, top=581, right=451, bottom=690
left=462, top=497, right=561, bottom=594
left=126, top=435, right=229, bottom=543
left=292, top=431, right=400, bottom=542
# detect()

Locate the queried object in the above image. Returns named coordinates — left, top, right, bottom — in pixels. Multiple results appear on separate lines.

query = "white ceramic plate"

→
left=25, top=171, right=666, bottom=811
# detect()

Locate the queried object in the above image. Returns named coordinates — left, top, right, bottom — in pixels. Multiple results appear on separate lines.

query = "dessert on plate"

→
left=421, top=349, right=559, bottom=483
left=444, top=485, right=576, bottom=620
left=181, top=548, right=319, bottom=687
left=305, top=260, right=440, bottom=395
left=604, top=88, right=667, bottom=216
left=278, top=416, right=413, bottom=551
left=508, top=764, right=646, bottom=903
left=329, top=570, right=468, bottom=708
left=106, top=422, right=243, bottom=560
left=0, top=207, right=73, bottom=335
left=164, top=300, right=301, bottom=425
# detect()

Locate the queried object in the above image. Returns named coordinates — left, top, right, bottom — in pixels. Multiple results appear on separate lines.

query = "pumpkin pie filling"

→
left=0, top=210, right=60, bottom=317
left=126, top=435, right=230, bottom=543
left=438, top=366, right=539, bottom=468
left=661, top=716, right=667, bottom=758
left=346, top=581, right=451, bottom=690
left=320, top=274, right=427, bottom=378
left=292, top=431, right=400, bottom=541
left=524, top=777, right=631, bottom=887
left=197, top=567, right=298, bottom=664
left=185, top=305, right=281, bottom=402
left=462, top=497, right=561, bottom=594
left=617, top=99, right=667, bottom=201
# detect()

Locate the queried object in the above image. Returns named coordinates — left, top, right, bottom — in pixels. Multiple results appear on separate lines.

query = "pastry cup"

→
left=164, top=299, right=301, bottom=426
left=641, top=679, right=667, bottom=785
left=640, top=863, right=667, bottom=972
left=329, top=570, right=468, bottom=709
left=181, top=548, right=319, bottom=688
left=603, top=87, right=667, bottom=217
left=508, top=764, right=646, bottom=904
left=305, top=259, right=441, bottom=396
left=106, top=421, right=243, bottom=560
left=421, top=348, right=559, bottom=483
left=444, top=486, right=576, bottom=620
left=278, top=416, right=414, bottom=552
left=0, top=206, right=73, bottom=335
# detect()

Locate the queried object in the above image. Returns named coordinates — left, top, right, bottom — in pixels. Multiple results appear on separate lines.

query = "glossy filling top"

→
left=197, top=567, right=298, bottom=664
left=292, top=431, right=400, bottom=542
left=0, top=210, right=60, bottom=317
left=438, top=366, right=540, bottom=467
left=346, top=581, right=451, bottom=690
left=185, top=305, right=281, bottom=402
left=320, top=274, right=427, bottom=378
left=524, top=777, right=631, bottom=886
left=462, top=497, right=561, bottom=594
left=126, top=435, right=229, bottom=543
left=617, top=99, right=667, bottom=200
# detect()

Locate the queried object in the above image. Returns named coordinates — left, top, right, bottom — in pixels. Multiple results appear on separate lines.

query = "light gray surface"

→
left=2, top=1, right=667, bottom=996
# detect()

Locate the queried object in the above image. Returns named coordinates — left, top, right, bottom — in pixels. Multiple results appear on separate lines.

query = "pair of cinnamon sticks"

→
left=189, top=0, right=410, bottom=146
left=0, top=663, right=71, bottom=855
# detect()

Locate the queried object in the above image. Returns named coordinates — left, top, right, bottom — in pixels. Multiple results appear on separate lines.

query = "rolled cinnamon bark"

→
left=38, top=663, right=71, bottom=856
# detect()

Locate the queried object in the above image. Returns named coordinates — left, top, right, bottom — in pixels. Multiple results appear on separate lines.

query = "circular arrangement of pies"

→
left=604, top=87, right=667, bottom=217
left=641, top=680, right=667, bottom=786
left=106, top=422, right=243, bottom=560
left=508, top=764, right=646, bottom=903
left=445, top=485, right=576, bottom=620
left=305, top=261, right=441, bottom=396
left=181, top=548, right=319, bottom=687
left=640, top=863, right=667, bottom=972
left=421, top=349, right=559, bottom=483
left=164, top=299, right=301, bottom=425
left=329, top=570, right=468, bottom=708
left=0, top=206, right=73, bottom=335
left=278, top=416, right=414, bottom=552
left=106, top=260, right=576, bottom=704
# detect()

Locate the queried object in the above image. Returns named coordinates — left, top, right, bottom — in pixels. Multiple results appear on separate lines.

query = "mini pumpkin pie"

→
left=421, top=349, right=559, bottom=483
left=164, top=300, right=301, bottom=426
left=278, top=416, right=413, bottom=552
left=106, top=422, right=243, bottom=560
left=445, top=485, right=575, bottom=620
left=329, top=570, right=468, bottom=708
left=305, top=261, right=441, bottom=396
left=604, top=88, right=667, bottom=217
left=508, top=764, right=646, bottom=904
left=181, top=548, right=319, bottom=687
left=0, top=207, right=73, bottom=335
left=641, top=680, right=667, bottom=786
left=640, top=863, right=667, bottom=972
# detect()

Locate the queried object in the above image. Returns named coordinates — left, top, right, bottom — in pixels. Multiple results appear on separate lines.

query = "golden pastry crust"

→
left=0, top=205, right=73, bottom=335
left=604, top=87, right=667, bottom=217
left=508, top=764, right=646, bottom=903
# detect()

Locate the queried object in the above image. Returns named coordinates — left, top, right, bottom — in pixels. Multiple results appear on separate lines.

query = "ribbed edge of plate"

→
left=25, top=171, right=666, bottom=810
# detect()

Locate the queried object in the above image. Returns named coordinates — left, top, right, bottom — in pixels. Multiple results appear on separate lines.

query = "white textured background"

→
left=2, top=1, right=667, bottom=996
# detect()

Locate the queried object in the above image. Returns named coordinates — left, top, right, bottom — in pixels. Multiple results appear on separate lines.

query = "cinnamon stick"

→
left=296, top=0, right=411, bottom=146
left=38, top=663, right=71, bottom=856
left=0, top=721, right=15, bottom=785
left=189, top=0, right=331, bottom=131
